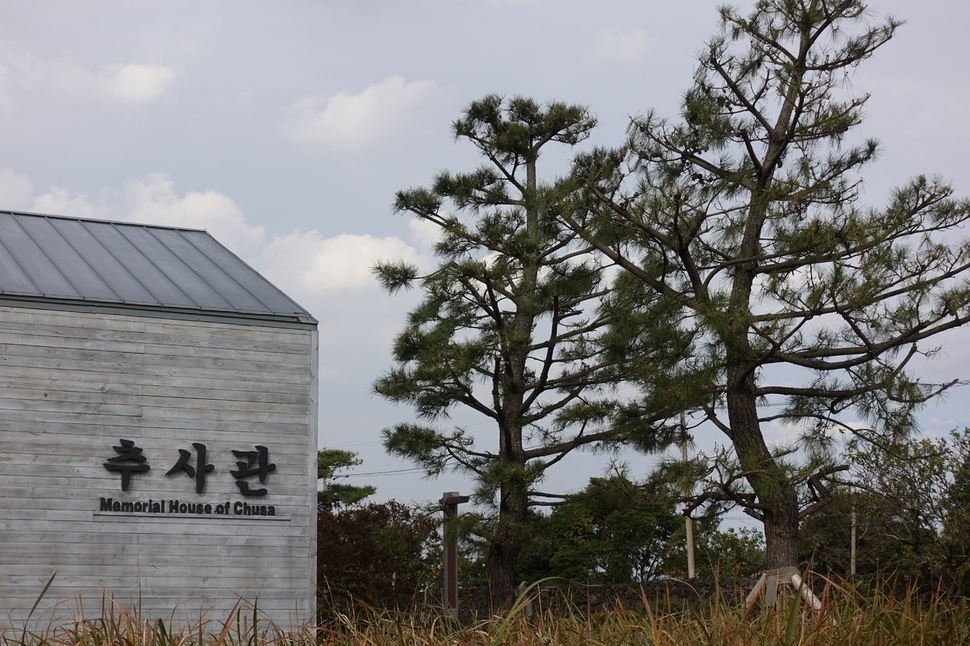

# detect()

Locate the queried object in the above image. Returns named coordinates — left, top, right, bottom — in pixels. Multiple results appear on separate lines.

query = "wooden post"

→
left=440, top=492, right=470, bottom=617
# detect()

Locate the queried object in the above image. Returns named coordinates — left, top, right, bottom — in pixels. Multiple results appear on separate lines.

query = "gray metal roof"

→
left=0, top=211, right=316, bottom=326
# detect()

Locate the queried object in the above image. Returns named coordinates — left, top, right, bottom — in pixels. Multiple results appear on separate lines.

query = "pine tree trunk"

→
left=724, top=160, right=803, bottom=570
left=486, top=480, right=528, bottom=611
left=727, top=363, right=800, bottom=570
left=763, top=490, right=800, bottom=569
left=484, top=153, right=540, bottom=611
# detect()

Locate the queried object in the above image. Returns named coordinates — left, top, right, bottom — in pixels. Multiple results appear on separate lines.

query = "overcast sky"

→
left=1, top=0, right=968, bottom=510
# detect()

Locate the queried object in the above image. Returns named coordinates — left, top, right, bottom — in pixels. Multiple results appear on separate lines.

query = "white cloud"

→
left=282, top=76, right=439, bottom=151
left=32, top=186, right=99, bottom=218
left=0, top=169, right=36, bottom=211
left=408, top=217, right=441, bottom=251
left=0, top=172, right=104, bottom=218
left=52, top=62, right=176, bottom=105
left=256, top=230, right=423, bottom=294
left=592, top=29, right=656, bottom=61
left=94, top=64, right=176, bottom=104
left=0, top=40, right=174, bottom=105
left=120, top=174, right=265, bottom=255
left=0, top=42, right=41, bottom=106
left=0, top=171, right=261, bottom=257
left=0, top=168, right=427, bottom=298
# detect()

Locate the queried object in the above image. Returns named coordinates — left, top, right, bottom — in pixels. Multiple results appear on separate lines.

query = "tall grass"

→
left=3, top=578, right=969, bottom=646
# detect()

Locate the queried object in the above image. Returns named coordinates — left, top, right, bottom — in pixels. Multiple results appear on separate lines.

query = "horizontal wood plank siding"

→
left=0, top=305, right=317, bottom=631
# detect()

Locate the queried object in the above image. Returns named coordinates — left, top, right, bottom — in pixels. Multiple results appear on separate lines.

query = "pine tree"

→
left=317, top=449, right=376, bottom=510
left=567, top=0, right=970, bottom=570
left=374, top=96, right=641, bottom=607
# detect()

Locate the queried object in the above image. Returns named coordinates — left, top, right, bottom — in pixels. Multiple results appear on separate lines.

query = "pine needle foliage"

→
left=565, top=0, right=970, bottom=569
left=373, top=96, right=643, bottom=609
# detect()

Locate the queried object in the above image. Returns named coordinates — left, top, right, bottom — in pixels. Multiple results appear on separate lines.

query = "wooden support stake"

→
left=791, top=571, right=822, bottom=612
left=745, top=572, right=767, bottom=610
left=745, top=567, right=834, bottom=624
left=745, top=567, right=802, bottom=609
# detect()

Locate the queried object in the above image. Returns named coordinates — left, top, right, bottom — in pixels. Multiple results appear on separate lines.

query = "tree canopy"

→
left=317, top=500, right=439, bottom=612
left=373, top=96, right=648, bottom=608
left=565, top=0, right=970, bottom=569
left=374, top=0, right=970, bottom=591
left=801, top=429, right=970, bottom=578
left=317, top=449, right=376, bottom=510
left=517, top=474, right=681, bottom=584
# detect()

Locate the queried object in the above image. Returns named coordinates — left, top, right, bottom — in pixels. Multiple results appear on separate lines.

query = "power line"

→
left=340, top=467, right=427, bottom=478
left=325, top=440, right=383, bottom=449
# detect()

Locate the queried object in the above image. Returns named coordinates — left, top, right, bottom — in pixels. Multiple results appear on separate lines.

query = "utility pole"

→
left=681, top=412, right=695, bottom=579
left=850, top=505, right=857, bottom=576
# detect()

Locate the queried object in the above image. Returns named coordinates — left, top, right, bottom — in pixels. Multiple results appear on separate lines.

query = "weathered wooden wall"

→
left=0, top=304, right=317, bottom=632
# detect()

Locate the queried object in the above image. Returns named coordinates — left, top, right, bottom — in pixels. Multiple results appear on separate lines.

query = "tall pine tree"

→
left=374, top=96, right=649, bottom=607
left=567, top=0, right=970, bottom=570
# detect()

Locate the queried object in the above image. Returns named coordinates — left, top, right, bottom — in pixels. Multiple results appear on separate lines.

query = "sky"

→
left=1, top=0, right=968, bottom=513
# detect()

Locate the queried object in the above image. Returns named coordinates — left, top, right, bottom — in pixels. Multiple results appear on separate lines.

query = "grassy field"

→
left=3, top=579, right=969, bottom=646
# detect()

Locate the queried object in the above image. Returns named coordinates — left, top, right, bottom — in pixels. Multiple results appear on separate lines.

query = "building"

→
left=0, top=211, right=318, bottom=632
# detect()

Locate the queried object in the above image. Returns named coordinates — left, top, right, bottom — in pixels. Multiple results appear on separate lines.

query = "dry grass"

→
left=3, top=578, right=969, bottom=646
